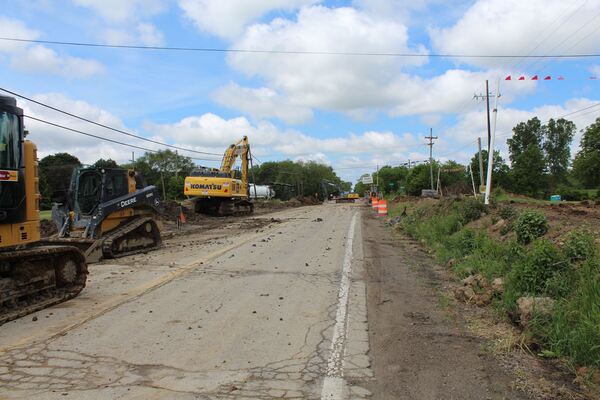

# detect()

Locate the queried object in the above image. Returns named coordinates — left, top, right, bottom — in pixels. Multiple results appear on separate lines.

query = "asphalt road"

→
left=0, top=204, right=371, bottom=399
left=0, top=202, right=530, bottom=400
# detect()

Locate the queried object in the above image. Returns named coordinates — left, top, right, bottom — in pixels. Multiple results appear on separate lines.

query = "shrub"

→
left=499, top=205, right=517, bottom=221
left=563, top=228, right=596, bottom=262
left=507, top=239, right=566, bottom=296
left=530, top=258, right=600, bottom=367
left=514, top=210, right=549, bottom=244
left=456, top=197, right=486, bottom=224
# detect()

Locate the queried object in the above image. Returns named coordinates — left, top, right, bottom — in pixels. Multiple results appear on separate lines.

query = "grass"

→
left=392, top=196, right=600, bottom=369
left=40, top=210, right=52, bottom=220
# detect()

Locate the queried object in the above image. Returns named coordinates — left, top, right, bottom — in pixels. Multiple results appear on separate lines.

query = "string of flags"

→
left=505, top=75, right=598, bottom=80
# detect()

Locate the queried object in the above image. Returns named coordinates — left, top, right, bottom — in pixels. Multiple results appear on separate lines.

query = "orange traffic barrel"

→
left=377, top=200, right=388, bottom=216
left=372, top=198, right=379, bottom=210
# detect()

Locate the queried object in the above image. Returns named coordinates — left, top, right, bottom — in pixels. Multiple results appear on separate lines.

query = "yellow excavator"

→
left=0, top=95, right=87, bottom=324
left=184, top=136, right=253, bottom=216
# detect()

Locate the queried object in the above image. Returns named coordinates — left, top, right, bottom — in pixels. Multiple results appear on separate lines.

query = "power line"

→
left=24, top=115, right=221, bottom=162
left=0, top=87, right=223, bottom=157
left=2, top=37, right=600, bottom=58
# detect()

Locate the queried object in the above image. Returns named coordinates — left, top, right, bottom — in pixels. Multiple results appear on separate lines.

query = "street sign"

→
left=361, top=175, right=373, bottom=184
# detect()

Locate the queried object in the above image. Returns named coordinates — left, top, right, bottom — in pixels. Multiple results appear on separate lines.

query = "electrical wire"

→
left=0, top=87, right=223, bottom=157
left=1, top=37, right=600, bottom=58
left=24, top=115, right=222, bottom=162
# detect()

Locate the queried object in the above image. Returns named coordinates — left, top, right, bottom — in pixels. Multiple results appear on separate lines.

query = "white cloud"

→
left=0, top=17, right=103, bottom=78
left=137, top=23, right=165, bottom=46
left=147, top=112, right=423, bottom=160
left=178, top=0, right=319, bottom=39
left=224, top=5, right=433, bottom=119
left=72, top=0, right=165, bottom=22
left=10, top=45, right=104, bottom=78
left=213, top=83, right=313, bottom=124
left=22, top=93, right=144, bottom=164
left=430, top=0, right=600, bottom=69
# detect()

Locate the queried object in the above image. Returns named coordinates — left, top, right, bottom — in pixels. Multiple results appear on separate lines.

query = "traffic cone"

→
left=178, top=206, right=187, bottom=224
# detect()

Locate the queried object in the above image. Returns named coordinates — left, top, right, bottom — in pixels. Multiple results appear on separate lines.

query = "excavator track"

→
left=196, top=199, right=254, bottom=216
left=101, top=216, right=162, bottom=259
left=0, top=245, right=88, bottom=325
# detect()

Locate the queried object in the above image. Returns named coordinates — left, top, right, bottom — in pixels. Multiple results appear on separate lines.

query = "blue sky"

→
left=1, top=0, right=599, bottom=184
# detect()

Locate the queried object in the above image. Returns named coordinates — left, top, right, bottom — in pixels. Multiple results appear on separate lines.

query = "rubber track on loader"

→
left=101, top=216, right=162, bottom=259
left=0, top=246, right=88, bottom=325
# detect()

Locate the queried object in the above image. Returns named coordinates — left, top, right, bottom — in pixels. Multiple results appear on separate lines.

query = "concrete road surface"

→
left=1, top=203, right=526, bottom=400
left=0, top=204, right=371, bottom=399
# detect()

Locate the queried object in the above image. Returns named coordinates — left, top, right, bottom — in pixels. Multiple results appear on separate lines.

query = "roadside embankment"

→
left=385, top=195, right=600, bottom=399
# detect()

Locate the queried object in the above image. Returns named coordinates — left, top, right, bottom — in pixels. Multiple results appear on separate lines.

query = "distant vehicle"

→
left=335, top=193, right=360, bottom=203
left=250, top=185, right=275, bottom=199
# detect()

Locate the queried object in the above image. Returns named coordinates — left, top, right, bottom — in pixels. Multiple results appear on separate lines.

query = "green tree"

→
left=250, top=160, right=348, bottom=199
left=38, top=152, right=82, bottom=209
left=134, top=150, right=195, bottom=200
left=543, top=118, right=575, bottom=185
left=405, top=163, right=434, bottom=196
left=572, top=118, right=600, bottom=189
left=373, top=166, right=409, bottom=194
left=469, top=150, right=510, bottom=188
left=507, top=118, right=547, bottom=197
left=93, top=158, right=119, bottom=169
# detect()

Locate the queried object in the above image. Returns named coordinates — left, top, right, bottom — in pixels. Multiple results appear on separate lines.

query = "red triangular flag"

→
left=531, top=75, right=539, bottom=80
left=544, top=75, right=551, bottom=80
left=558, top=76, right=565, bottom=80
left=505, top=75, right=512, bottom=80
left=518, top=76, right=525, bottom=80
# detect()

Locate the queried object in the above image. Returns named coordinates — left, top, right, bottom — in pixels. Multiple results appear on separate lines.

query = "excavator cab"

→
left=0, top=96, right=26, bottom=227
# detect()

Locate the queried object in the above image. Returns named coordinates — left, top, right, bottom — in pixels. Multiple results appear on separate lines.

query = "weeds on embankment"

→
left=395, top=196, right=600, bottom=370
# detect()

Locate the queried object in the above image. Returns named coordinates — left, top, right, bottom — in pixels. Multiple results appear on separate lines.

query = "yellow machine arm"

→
left=220, top=136, right=249, bottom=184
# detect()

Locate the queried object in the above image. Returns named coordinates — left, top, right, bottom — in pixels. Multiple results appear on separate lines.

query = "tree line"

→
left=38, top=150, right=351, bottom=208
left=354, top=117, right=600, bottom=200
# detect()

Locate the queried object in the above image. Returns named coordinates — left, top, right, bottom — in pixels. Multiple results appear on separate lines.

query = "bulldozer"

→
left=184, top=136, right=253, bottom=216
left=49, top=166, right=163, bottom=263
left=0, top=95, right=88, bottom=324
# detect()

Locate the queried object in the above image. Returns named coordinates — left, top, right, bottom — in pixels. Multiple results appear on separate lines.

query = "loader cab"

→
left=0, top=96, right=25, bottom=224
left=69, top=167, right=131, bottom=216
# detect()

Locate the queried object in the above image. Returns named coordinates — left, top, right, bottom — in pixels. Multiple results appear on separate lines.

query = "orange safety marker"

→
left=178, top=207, right=187, bottom=224
left=372, top=198, right=379, bottom=210
left=377, top=200, right=388, bottom=216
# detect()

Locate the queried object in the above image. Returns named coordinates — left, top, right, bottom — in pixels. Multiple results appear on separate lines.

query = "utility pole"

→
left=425, top=128, right=438, bottom=190
left=477, top=137, right=484, bottom=188
left=484, top=79, right=500, bottom=205
left=474, top=80, right=499, bottom=152
left=131, top=152, right=135, bottom=164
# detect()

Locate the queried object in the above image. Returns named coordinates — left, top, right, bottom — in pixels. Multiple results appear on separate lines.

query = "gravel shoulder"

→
left=362, top=212, right=528, bottom=400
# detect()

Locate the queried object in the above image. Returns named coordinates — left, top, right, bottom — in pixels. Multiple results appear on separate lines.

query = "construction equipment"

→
left=335, top=193, right=360, bottom=203
left=0, top=95, right=88, bottom=324
left=184, top=136, right=253, bottom=216
left=50, top=166, right=163, bottom=263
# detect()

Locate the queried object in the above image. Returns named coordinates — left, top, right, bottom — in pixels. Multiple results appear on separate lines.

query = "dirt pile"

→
left=160, top=200, right=207, bottom=224
left=40, top=219, right=58, bottom=238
